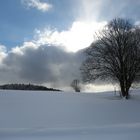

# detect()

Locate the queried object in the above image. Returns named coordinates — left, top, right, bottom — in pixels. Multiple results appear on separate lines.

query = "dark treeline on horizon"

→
left=0, top=83, right=61, bottom=91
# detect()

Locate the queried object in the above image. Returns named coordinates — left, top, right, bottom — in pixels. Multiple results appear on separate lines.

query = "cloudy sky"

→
left=0, top=0, right=139, bottom=91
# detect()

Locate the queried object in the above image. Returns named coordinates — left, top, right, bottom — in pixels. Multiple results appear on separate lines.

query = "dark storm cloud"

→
left=1, top=45, right=84, bottom=89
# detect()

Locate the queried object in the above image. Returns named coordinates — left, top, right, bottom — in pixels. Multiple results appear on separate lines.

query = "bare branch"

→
left=81, top=18, right=140, bottom=99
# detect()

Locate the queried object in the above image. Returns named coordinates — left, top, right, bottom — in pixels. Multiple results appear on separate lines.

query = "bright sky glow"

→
left=34, top=20, right=107, bottom=52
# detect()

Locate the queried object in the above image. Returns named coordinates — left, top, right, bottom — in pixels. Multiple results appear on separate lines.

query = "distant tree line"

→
left=0, top=83, right=61, bottom=91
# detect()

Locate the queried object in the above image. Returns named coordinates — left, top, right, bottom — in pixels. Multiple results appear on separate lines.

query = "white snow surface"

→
left=0, top=90, right=140, bottom=139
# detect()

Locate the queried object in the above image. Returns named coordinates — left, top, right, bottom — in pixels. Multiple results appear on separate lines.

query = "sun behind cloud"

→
left=34, top=20, right=107, bottom=52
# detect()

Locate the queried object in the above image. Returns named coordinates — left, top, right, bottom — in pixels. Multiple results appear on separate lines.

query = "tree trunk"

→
left=125, top=86, right=130, bottom=99
left=120, top=83, right=126, bottom=97
left=120, top=82, right=130, bottom=99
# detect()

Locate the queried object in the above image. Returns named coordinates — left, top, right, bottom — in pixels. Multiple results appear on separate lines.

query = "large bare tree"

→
left=81, top=18, right=140, bottom=99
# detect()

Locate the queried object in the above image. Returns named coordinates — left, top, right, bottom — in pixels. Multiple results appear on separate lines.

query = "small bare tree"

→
left=81, top=18, right=140, bottom=99
left=71, top=79, right=80, bottom=92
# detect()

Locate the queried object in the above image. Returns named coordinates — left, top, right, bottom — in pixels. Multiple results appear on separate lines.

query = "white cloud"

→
left=21, top=0, right=106, bottom=52
left=11, top=42, right=38, bottom=55
left=0, top=44, right=7, bottom=63
left=76, top=0, right=103, bottom=21
left=22, top=0, right=52, bottom=12
left=5, top=20, right=106, bottom=54
left=34, top=20, right=107, bottom=52
left=83, top=84, right=115, bottom=92
left=0, top=19, right=111, bottom=91
left=0, top=19, right=106, bottom=91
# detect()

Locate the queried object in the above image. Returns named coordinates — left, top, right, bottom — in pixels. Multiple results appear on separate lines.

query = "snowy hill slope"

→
left=0, top=90, right=140, bottom=140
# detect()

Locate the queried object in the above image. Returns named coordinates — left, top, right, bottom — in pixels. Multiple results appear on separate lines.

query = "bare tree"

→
left=81, top=18, right=140, bottom=99
left=71, top=79, right=80, bottom=92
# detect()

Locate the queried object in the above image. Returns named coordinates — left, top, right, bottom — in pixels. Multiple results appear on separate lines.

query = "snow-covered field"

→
left=0, top=90, right=140, bottom=140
